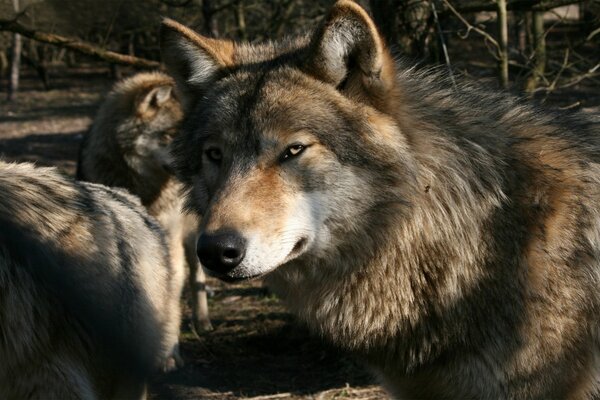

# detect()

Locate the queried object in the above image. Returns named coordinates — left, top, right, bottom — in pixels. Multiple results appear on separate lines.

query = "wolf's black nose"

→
left=197, top=230, right=246, bottom=274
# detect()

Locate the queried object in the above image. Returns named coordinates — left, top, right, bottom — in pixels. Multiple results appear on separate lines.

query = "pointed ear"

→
left=160, top=18, right=235, bottom=105
left=304, top=1, right=396, bottom=99
left=137, top=85, right=173, bottom=115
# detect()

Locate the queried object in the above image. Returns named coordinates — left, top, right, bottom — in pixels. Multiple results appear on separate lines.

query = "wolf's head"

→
left=111, top=73, right=183, bottom=178
left=161, top=1, right=416, bottom=281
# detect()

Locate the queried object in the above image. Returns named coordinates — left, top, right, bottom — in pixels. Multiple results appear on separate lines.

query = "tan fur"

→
left=162, top=18, right=235, bottom=67
left=0, top=161, right=181, bottom=399
left=77, top=71, right=212, bottom=336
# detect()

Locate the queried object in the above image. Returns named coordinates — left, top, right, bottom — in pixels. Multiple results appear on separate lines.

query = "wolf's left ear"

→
left=160, top=18, right=234, bottom=106
left=304, top=1, right=396, bottom=100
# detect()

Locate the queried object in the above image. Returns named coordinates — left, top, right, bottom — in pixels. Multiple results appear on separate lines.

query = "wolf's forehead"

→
left=210, top=69, right=344, bottom=131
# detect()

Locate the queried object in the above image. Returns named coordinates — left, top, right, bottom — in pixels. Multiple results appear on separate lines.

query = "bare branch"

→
left=587, top=27, right=600, bottom=41
left=431, top=1, right=456, bottom=89
left=0, top=19, right=160, bottom=68
left=443, top=0, right=583, bottom=14
left=442, top=0, right=500, bottom=50
left=159, top=0, right=194, bottom=7
left=534, top=48, right=574, bottom=101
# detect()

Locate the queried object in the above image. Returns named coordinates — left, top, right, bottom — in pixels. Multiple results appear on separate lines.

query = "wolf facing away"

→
left=77, top=71, right=212, bottom=334
left=160, top=1, right=600, bottom=398
left=0, top=161, right=181, bottom=399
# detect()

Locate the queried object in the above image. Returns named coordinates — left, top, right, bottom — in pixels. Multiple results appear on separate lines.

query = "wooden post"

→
left=497, top=0, right=509, bottom=89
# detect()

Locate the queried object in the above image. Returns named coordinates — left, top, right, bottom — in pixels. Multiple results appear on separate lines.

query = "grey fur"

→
left=161, top=1, right=600, bottom=398
left=0, top=161, right=181, bottom=399
left=77, top=71, right=212, bottom=335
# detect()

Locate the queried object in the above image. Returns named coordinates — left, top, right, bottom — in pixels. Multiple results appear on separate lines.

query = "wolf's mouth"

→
left=205, top=236, right=310, bottom=283
left=218, top=274, right=257, bottom=283
left=203, top=268, right=261, bottom=282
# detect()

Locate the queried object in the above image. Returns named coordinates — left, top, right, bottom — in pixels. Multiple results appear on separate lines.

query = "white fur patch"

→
left=231, top=192, right=327, bottom=278
left=180, top=41, right=219, bottom=85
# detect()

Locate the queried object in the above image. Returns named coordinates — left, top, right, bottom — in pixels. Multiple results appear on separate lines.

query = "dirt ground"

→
left=1, top=63, right=598, bottom=400
left=0, top=67, right=387, bottom=400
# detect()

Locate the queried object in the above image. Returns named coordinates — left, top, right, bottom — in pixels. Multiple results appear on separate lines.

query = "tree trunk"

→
left=8, top=0, right=21, bottom=101
left=201, top=0, right=219, bottom=37
left=235, top=0, right=247, bottom=41
left=370, top=0, right=434, bottom=59
left=369, top=0, right=398, bottom=46
left=497, top=0, right=509, bottom=89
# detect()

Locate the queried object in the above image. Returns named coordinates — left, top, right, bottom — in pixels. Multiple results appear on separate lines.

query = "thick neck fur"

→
left=266, top=66, right=598, bottom=394
left=267, top=113, right=512, bottom=372
left=166, top=12, right=599, bottom=398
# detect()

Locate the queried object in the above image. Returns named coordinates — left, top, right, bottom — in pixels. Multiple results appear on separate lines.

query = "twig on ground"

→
left=246, top=393, right=294, bottom=400
left=314, top=385, right=386, bottom=400
left=558, top=101, right=580, bottom=110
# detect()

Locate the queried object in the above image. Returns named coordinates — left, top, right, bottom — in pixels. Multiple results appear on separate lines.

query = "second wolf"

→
left=77, top=71, right=212, bottom=333
left=0, top=161, right=181, bottom=399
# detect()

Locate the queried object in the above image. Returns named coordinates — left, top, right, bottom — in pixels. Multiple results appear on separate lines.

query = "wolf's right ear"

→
left=137, top=85, right=173, bottom=115
left=304, top=1, right=396, bottom=105
left=160, top=19, right=234, bottom=106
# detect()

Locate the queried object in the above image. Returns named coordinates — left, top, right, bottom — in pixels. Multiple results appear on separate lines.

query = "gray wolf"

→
left=77, top=71, right=212, bottom=333
left=0, top=161, right=181, bottom=399
left=160, top=1, right=600, bottom=398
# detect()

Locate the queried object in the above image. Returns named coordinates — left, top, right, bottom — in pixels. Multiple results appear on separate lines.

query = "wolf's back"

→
left=0, top=161, right=175, bottom=398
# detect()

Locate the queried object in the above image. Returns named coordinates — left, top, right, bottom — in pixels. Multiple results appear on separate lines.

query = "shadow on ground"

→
left=150, top=281, right=380, bottom=400
left=0, top=132, right=84, bottom=174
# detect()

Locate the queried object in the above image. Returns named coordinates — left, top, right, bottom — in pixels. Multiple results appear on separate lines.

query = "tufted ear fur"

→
left=136, top=85, right=173, bottom=116
left=159, top=18, right=235, bottom=107
left=304, top=1, right=396, bottom=103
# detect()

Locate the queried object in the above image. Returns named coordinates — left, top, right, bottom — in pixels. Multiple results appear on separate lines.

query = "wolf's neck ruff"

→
left=160, top=1, right=600, bottom=398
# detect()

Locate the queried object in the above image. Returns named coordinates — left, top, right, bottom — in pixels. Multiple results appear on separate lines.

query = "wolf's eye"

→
left=205, top=148, right=222, bottom=163
left=281, top=144, right=306, bottom=162
left=162, top=128, right=176, bottom=140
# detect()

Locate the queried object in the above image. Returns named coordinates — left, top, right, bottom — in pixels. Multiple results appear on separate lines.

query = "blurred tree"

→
left=370, top=0, right=435, bottom=59
left=8, top=0, right=21, bottom=100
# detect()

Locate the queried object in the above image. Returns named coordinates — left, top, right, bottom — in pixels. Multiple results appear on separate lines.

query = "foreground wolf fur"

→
left=77, top=72, right=212, bottom=333
left=0, top=161, right=181, bottom=399
left=160, top=2, right=600, bottom=398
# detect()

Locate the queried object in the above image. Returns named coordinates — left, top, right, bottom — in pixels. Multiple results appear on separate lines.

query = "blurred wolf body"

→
left=77, top=71, right=212, bottom=334
left=0, top=161, right=181, bottom=399
left=160, top=1, right=600, bottom=398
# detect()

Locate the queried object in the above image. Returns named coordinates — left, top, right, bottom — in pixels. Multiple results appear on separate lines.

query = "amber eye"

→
left=205, top=147, right=222, bottom=163
left=280, top=144, right=306, bottom=162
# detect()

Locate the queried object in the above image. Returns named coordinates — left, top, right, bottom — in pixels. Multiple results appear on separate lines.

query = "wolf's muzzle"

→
left=197, top=230, right=246, bottom=275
